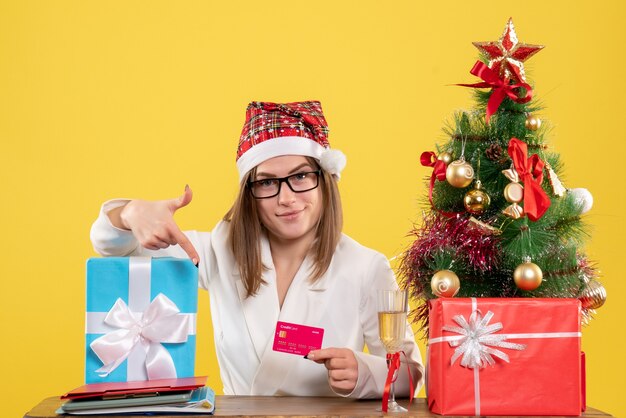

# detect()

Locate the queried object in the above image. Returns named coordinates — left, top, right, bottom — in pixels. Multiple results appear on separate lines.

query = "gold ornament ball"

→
left=514, top=261, right=543, bottom=291
left=437, top=152, right=453, bottom=165
left=431, top=270, right=461, bottom=298
left=504, top=182, right=524, bottom=203
left=446, top=159, right=475, bottom=188
left=464, top=183, right=491, bottom=214
left=579, top=280, right=607, bottom=310
left=525, top=115, right=542, bottom=131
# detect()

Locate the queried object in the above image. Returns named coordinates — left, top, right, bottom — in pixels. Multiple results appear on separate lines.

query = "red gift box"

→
left=427, top=298, right=583, bottom=416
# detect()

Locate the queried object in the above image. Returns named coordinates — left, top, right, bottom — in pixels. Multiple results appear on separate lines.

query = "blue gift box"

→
left=85, top=257, right=198, bottom=383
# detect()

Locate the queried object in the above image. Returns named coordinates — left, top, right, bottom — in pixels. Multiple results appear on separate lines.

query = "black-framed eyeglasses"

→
left=248, top=170, right=321, bottom=199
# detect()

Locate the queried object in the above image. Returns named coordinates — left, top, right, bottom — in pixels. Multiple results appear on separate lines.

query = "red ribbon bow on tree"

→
left=507, top=138, right=551, bottom=221
left=381, top=351, right=414, bottom=413
left=420, top=152, right=462, bottom=219
left=420, top=151, right=447, bottom=207
left=457, top=61, right=533, bottom=124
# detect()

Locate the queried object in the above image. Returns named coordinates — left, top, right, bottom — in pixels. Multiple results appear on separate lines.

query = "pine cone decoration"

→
left=485, top=143, right=504, bottom=162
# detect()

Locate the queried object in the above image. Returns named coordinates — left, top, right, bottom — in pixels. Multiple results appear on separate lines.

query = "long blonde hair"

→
left=224, top=157, right=343, bottom=298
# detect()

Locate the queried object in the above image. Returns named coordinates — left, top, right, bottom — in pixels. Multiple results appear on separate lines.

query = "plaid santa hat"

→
left=236, top=101, right=346, bottom=182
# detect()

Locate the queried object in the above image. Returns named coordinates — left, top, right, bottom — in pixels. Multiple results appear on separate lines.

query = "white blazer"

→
left=91, top=200, right=424, bottom=398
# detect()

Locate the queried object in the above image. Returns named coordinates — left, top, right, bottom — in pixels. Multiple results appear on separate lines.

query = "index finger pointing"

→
left=171, top=227, right=199, bottom=265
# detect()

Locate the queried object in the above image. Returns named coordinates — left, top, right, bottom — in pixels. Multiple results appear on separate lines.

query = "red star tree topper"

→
left=473, top=18, right=544, bottom=83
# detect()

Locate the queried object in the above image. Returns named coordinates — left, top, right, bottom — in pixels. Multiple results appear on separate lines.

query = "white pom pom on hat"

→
left=235, top=101, right=346, bottom=182
left=319, top=148, right=347, bottom=179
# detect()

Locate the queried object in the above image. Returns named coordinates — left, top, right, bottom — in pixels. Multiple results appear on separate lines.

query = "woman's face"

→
left=252, top=155, right=323, bottom=245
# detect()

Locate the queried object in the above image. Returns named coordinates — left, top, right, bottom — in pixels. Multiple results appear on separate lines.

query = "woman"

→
left=90, top=100, right=423, bottom=398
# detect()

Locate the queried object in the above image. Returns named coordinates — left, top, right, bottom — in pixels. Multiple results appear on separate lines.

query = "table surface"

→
left=24, top=395, right=612, bottom=418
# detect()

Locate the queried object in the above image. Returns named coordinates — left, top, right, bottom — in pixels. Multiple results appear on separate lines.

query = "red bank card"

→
left=272, top=321, right=324, bottom=356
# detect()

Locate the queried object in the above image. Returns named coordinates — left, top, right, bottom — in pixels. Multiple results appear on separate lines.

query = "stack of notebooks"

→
left=57, top=376, right=215, bottom=415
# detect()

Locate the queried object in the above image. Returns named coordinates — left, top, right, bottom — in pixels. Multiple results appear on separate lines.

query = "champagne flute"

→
left=377, top=289, right=409, bottom=412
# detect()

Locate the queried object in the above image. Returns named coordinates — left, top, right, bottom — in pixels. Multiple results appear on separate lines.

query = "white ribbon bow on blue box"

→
left=85, top=257, right=198, bottom=383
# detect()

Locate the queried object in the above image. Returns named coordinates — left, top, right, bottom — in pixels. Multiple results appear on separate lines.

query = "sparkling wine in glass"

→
left=377, top=289, right=409, bottom=412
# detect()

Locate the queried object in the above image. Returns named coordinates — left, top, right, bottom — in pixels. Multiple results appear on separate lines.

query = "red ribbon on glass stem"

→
left=507, top=138, right=551, bottom=221
left=381, top=351, right=414, bottom=413
left=457, top=61, right=533, bottom=124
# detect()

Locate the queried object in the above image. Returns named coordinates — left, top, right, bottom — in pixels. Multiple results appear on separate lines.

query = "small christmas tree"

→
left=400, top=18, right=606, bottom=333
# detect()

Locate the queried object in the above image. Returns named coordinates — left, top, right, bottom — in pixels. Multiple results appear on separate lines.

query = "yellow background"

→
left=1, top=1, right=624, bottom=417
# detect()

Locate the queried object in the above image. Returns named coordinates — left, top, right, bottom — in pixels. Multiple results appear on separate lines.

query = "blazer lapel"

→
left=234, top=234, right=280, bottom=362
left=251, top=254, right=336, bottom=395
left=279, top=255, right=333, bottom=326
